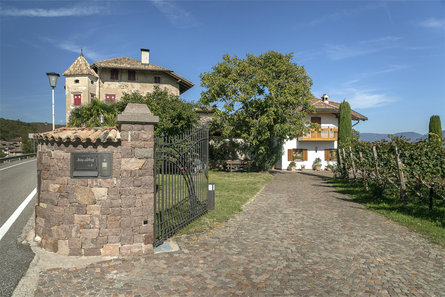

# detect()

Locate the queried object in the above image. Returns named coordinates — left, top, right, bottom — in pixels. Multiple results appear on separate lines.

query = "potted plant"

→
left=300, top=164, right=306, bottom=171
left=312, top=158, right=322, bottom=171
left=288, top=161, right=297, bottom=171
left=325, top=164, right=334, bottom=172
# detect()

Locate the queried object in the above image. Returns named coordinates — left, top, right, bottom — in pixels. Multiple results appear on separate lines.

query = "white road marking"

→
left=0, top=159, right=36, bottom=171
left=0, top=188, right=37, bottom=241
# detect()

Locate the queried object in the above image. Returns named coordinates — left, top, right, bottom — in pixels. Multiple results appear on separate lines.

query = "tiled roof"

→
left=62, top=55, right=99, bottom=78
left=310, top=98, right=368, bottom=121
left=91, top=57, right=194, bottom=94
left=92, top=57, right=170, bottom=71
left=36, top=127, right=120, bottom=143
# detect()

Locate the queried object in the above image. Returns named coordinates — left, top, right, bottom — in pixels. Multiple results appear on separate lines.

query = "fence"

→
left=154, top=127, right=209, bottom=247
left=0, top=153, right=36, bottom=163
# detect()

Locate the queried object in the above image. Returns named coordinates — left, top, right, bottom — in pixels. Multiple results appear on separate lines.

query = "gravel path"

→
left=35, top=172, right=445, bottom=296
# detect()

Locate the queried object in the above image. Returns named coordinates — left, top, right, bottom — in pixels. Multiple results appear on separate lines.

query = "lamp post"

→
left=46, top=72, right=60, bottom=130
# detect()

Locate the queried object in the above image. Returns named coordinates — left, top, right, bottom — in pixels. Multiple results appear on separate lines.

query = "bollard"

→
left=207, top=183, right=215, bottom=211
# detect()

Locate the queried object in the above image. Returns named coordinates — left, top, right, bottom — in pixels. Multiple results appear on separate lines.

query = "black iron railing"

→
left=154, top=128, right=209, bottom=247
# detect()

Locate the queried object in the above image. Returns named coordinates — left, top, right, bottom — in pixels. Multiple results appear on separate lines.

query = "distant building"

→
left=63, top=49, right=194, bottom=122
left=276, top=94, right=367, bottom=170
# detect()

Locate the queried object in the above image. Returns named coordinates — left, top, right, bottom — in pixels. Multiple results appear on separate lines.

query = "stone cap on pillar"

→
left=116, top=103, right=159, bottom=124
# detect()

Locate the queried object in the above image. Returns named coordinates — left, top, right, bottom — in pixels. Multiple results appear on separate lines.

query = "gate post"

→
left=116, top=104, right=158, bottom=255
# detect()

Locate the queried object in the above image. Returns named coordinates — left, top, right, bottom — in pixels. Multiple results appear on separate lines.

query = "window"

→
left=288, top=149, right=308, bottom=161
left=154, top=76, right=161, bottom=84
left=73, top=94, right=81, bottom=106
left=90, top=93, right=95, bottom=99
left=105, top=94, right=116, bottom=102
left=74, top=79, right=80, bottom=84
left=325, top=149, right=337, bottom=161
left=128, top=70, right=136, bottom=81
left=311, top=117, right=321, bottom=125
left=110, top=69, right=119, bottom=80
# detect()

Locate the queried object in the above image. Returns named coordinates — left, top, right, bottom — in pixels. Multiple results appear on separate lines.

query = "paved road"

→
left=35, top=172, right=444, bottom=296
left=0, top=159, right=37, bottom=297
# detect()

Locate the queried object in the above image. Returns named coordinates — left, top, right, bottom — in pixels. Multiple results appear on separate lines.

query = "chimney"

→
left=321, top=94, right=329, bottom=103
left=141, top=48, right=150, bottom=64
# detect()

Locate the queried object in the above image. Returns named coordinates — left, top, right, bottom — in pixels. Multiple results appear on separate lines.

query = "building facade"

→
left=276, top=94, right=367, bottom=170
left=63, top=49, right=194, bottom=123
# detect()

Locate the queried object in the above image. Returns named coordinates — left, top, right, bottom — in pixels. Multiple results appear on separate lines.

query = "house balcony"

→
left=298, top=127, right=338, bottom=141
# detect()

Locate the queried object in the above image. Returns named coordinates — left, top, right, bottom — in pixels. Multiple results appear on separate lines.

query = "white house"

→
left=275, top=94, right=367, bottom=170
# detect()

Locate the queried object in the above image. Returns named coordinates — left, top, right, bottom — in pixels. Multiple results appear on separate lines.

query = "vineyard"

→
left=335, top=136, right=445, bottom=213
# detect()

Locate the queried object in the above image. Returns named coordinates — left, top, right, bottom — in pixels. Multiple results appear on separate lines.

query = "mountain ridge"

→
left=359, top=130, right=445, bottom=142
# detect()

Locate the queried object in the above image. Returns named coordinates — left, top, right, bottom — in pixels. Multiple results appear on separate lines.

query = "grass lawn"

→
left=176, top=171, right=274, bottom=236
left=329, top=179, right=445, bottom=248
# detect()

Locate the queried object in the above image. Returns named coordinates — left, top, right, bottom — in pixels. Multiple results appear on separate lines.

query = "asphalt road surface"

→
left=0, top=158, right=37, bottom=297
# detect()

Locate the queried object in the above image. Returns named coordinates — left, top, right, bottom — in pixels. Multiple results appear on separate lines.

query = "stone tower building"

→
left=63, top=49, right=194, bottom=123
left=63, top=51, right=99, bottom=123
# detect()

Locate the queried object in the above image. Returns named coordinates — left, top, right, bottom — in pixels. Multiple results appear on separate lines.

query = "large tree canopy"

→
left=200, top=51, right=314, bottom=170
left=116, top=88, right=199, bottom=137
left=68, top=87, right=199, bottom=137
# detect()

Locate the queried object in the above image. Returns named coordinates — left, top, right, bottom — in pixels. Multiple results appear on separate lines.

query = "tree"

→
left=21, top=133, right=34, bottom=154
left=428, top=115, right=442, bottom=145
left=68, top=99, right=117, bottom=127
left=68, top=87, right=199, bottom=138
left=200, top=51, right=314, bottom=170
left=117, top=87, right=199, bottom=137
left=338, top=100, right=352, bottom=148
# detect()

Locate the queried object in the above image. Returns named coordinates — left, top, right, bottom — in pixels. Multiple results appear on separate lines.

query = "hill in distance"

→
left=359, top=130, right=445, bottom=142
left=0, top=118, right=64, bottom=141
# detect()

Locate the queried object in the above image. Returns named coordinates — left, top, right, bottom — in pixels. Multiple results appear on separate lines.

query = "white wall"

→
left=277, top=113, right=338, bottom=170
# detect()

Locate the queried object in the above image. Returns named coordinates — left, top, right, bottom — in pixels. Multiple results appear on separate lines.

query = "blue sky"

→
left=0, top=0, right=444, bottom=134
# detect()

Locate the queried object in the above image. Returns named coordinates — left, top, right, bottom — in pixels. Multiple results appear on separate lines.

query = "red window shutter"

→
left=288, top=149, right=293, bottom=161
left=128, top=70, right=135, bottom=81
left=111, top=69, right=119, bottom=80
left=105, top=94, right=116, bottom=102
left=302, top=149, right=308, bottom=161
left=73, top=94, right=81, bottom=106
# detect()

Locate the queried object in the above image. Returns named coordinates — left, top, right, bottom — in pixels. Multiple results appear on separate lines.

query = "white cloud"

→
left=58, top=42, right=104, bottom=61
left=325, top=36, right=400, bottom=60
left=43, top=38, right=105, bottom=61
left=358, top=36, right=402, bottom=44
left=329, top=87, right=397, bottom=109
left=148, top=0, right=198, bottom=28
left=325, top=44, right=381, bottom=60
left=419, top=17, right=445, bottom=29
left=306, top=2, right=393, bottom=27
left=0, top=6, right=104, bottom=17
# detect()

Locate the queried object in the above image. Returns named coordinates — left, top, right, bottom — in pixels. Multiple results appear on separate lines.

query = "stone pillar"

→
left=35, top=104, right=158, bottom=257
left=115, top=104, right=159, bottom=256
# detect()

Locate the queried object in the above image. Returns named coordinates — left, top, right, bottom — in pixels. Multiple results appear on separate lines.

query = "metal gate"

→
left=154, top=127, right=209, bottom=247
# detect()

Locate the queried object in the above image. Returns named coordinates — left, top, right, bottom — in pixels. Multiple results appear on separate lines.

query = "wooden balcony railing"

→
left=298, top=127, right=338, bottom=141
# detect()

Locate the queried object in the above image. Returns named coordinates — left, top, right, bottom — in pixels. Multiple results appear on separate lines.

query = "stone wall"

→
left=97, top=69, right=180, bottom=101
left=35, top=104, right=158, bottom=256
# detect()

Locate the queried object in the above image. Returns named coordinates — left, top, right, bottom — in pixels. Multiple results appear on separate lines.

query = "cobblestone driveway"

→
left=35, top=172, right=444, bottom=296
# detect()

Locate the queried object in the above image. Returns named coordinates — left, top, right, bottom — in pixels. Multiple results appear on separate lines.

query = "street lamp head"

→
left=46, top=72, right=60, bottom=88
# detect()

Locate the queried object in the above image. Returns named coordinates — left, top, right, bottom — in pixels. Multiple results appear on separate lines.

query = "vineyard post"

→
left=372, top=146, right=381, bottom=186
left=349, top=147, right=357, bottom=179
left=359, top=151, right=369, bottom=191
left=342, top=148, right=349, bottom=180
left=395, top=146, right=408, bottom=208
left=337, top=149, right=343, bottom=178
